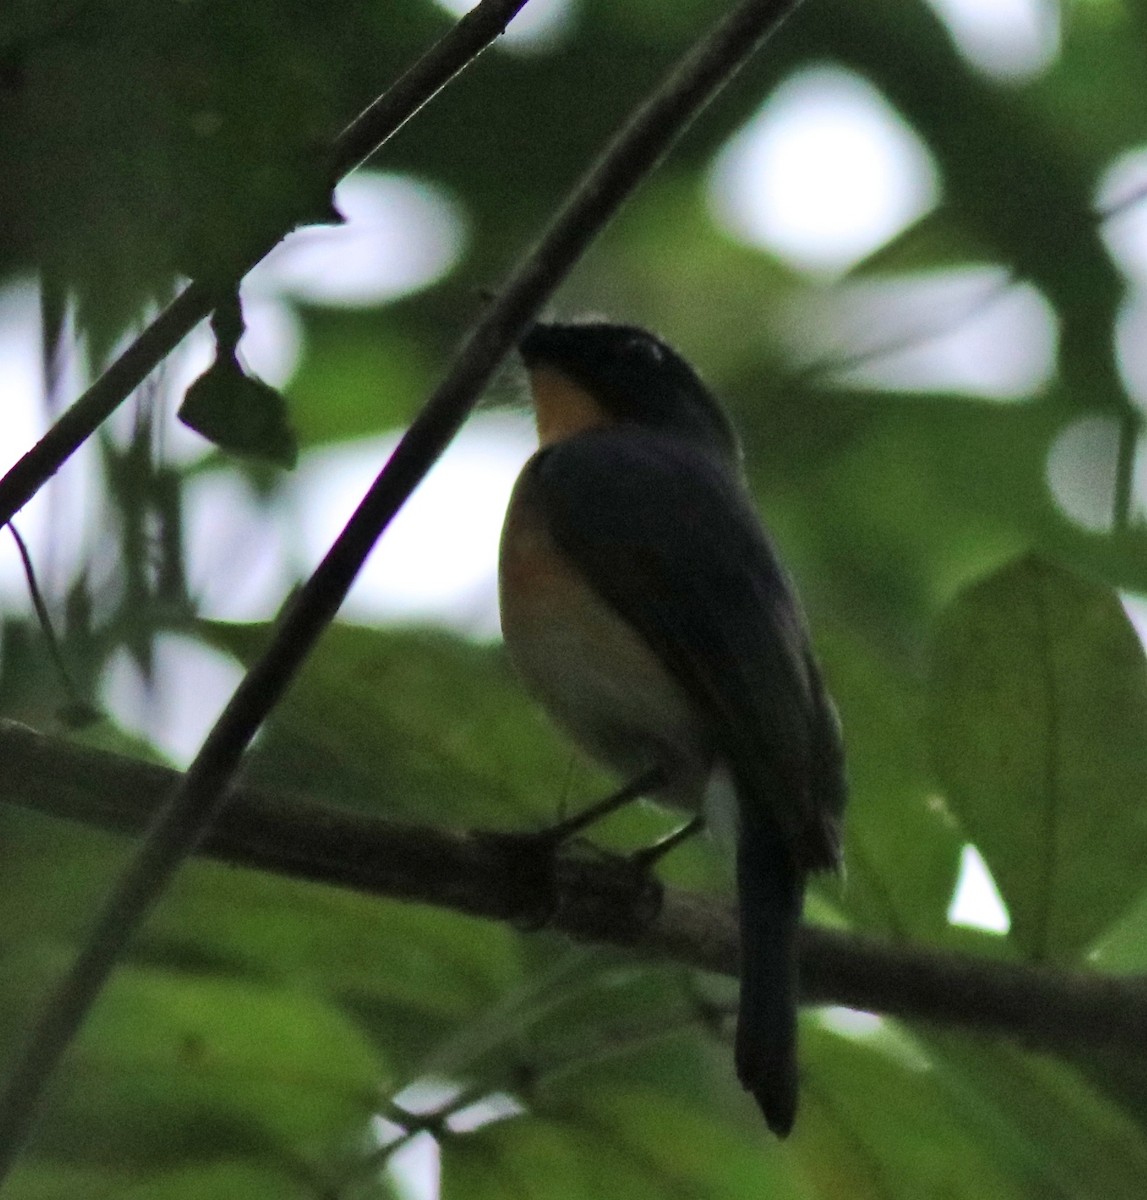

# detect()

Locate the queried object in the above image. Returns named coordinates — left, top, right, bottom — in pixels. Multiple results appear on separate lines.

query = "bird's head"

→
left=519, top=320, right=741, bottom=467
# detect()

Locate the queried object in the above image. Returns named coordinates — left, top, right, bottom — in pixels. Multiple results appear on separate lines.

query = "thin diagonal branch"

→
left=0, top=0, right=808, bottom=1180
left=330, top=0, right=525, bottom=179
left=337, top=1086, right=489, bottom=1195
left=4, top=524, right=84, bottom=712
left=2, top=720, right=1145, bottom=1059
left=0, top=0, right=528, bottom=529
left=1113, top=408, right=1141, bottom=533
left=794, top=270, right=1015, bottom=386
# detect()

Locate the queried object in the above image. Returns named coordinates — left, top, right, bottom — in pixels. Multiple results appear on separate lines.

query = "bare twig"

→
left=1113, top=408, right=1142, bottom=533
left=1097, top=178, right=1147, bottom=222
left=794, top=270, right=1016, bottom=386
left=2, top=720, right=1144, bottom=1059
left=330, top=0, right=527, bottom=179
left=0, top=0, right=529, bottom=530
left=0, top=0, right=808, bottom=1180
left=337, top=1086, right=489, bottom=1194
left=4, top=524, right=83, bottom=710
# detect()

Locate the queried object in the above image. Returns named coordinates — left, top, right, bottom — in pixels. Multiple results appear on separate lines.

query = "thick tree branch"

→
left=0, top=0, right=529, bottom=529
left=2, top=721, right=1145, bottom=1060
left=0, top=1, right=808, bottom=1179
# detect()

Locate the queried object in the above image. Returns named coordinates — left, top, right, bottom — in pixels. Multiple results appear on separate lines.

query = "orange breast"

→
left=527, top=366, right=613, bottom=447
left=498, top=463, right=708, bottom=808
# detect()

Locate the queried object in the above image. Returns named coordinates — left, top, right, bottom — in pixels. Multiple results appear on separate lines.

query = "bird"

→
left=497, top=318, right=846, bottom=1137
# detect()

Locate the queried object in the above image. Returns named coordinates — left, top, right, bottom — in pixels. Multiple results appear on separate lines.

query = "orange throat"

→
left=528, top=365, right=612, bottom=446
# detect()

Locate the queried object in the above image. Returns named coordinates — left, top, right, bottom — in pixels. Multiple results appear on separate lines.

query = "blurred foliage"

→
left=2, top=0, right=1147, bottom=1196
left=930, top=555, right=1147, bottom=961
left=178, top=297, right=300, bottom=468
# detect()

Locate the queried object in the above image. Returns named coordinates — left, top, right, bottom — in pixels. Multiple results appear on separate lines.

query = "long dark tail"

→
left=734, top=818, right=803, bottom=1137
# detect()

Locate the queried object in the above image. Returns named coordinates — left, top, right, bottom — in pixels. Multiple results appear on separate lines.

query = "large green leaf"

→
left=921, top=1034, right=1147, bottom=1199
left=796, top=1022, right=1019, bottom=1199
left=150, top=863, right=527, bottom=1077
left=4, top=1164, right=137, bottom=1200
left=847, top=207, right=999, bottom=278
left=444, top=1113, right=676, bottom=1200
left=0, top=801, right=526, bottom=1085
left=799, top=1018, right=1147, bottom=1199
left=115, top=1162, right=320, bottom=1200
left=0, top=940, right=382, bottom=1175
left=814, top=621, right=964, bottom=941
left=3, top=1161, right=323, bottom=1200
left=445, top=1087, right=805, bottom=1200
left=200, top=621, right=580, bottom=828
left=927, top=555, right=1147, bottom=961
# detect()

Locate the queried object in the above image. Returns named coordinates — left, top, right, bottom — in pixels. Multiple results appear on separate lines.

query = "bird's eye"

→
left=625, top=335, right=664, bottom=364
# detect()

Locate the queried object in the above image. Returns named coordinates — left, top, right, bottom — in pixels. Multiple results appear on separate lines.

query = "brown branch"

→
left=2, top=721, right=1145, bottom=1061
left=330, top=0, right=527, bottom=180
left=0, top=0, right=529, bottom=529
left=0, top=0, right=809, bottom=1180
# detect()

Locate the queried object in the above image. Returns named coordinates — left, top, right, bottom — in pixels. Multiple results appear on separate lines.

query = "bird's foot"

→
left=533, top=767, right=664, bottom=848
left=472, top=769, right=666, bottom=933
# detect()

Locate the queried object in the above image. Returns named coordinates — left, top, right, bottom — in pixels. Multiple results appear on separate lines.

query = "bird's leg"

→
left=474, top=768, right=664, bottom=932
left=630, top=815, right=704, bottom=868
left=536, top=767, right=664, bottom=847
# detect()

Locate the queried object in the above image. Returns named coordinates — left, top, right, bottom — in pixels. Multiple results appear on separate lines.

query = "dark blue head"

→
left=519, top=321, right=741, bottom=466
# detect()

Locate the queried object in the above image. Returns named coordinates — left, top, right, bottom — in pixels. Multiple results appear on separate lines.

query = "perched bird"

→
left=498, top=319, right=846, bottom=1136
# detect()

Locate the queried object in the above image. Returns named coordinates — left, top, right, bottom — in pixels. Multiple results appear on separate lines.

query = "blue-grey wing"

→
left=530, top=427, right=844, bottom=872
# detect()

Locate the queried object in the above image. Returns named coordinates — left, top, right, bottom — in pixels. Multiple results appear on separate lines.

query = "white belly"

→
left=499, top=472, right=711, bottom=810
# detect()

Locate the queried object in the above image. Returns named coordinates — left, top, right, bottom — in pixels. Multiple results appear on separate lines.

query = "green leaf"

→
left=583, top=1086, right=805, bottom=1198
left=198, top=621, right=580, bottom=828
left=1092, top=888, right=1147, bottom=973
left=796, top=1022, right=1018, bottom=1200
left=922, top=1034, right=1147, bottom=1199
left=847, top=208, right=999, bottom=278
left=927, top=554, right=1147, bottom=961
left=3, top=1163, right=131, bottom=1200
left=444, top=1091, right=800, bottom=1200
left=418, top=949, right=694, bottom=1088
left=443, top=1115, right=647, bottom=1200
left=49, top=965, right=383, bottom=1164
left=800, top=1019, right=1147, bottom=1200
left=815, top=622, right=963, bottom=941
left=119, top=1163, right=316, bottom=1199
left=5, top=1161, right=324, bottom=1200
left=0, top=804, right=525, bottom=1085
left=149, top=861, right=527, bottom=1075
left=179, top=355, right=299, bottom=469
